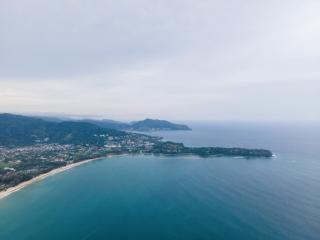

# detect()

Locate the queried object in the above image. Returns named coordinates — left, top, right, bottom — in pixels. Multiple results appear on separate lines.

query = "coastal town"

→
left=0, top=133, right=161, bottom=192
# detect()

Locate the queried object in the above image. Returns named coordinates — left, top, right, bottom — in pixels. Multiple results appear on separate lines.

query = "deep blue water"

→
left=0, top=123, right=319, bottom=240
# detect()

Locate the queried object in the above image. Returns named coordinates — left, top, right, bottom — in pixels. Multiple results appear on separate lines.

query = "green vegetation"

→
left=0, top=162, right=13, bottom=170
left=0, top=114, right=126, bottom=147
left=128, top=119, right=191, bottom=131
left=150, top=141, right=273, bottom=158
left=80, top=118, right=191, bottom=131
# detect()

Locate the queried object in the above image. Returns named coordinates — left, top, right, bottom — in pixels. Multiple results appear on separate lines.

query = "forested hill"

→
left=79, top=118, right=191, bottom=131
left=79, top=119, right=130, bottom=131
left=36, top=116, right=191, bottom=132
left=0, top=113, right=126, bottom=147
left=129, top=119, right=191, bottom=131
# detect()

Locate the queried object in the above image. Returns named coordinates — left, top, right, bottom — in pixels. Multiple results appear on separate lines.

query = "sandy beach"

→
left=0, top=156, right=107, bottom=200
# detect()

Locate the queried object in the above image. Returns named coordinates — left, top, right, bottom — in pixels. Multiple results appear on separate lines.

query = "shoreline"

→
left=0, top=156, right=112, bottom=200
left=0, top=150, right=272, bottom=200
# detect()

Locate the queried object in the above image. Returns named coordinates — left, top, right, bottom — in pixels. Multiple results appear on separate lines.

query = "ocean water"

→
left=0, top=122, right=319, bottom=240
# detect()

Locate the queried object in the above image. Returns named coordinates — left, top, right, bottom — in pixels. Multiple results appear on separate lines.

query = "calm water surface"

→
left=0, top=123, right=319, bottom=240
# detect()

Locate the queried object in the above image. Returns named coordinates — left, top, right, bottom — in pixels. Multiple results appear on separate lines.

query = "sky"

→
left=0, top=0, right=319, bottom=121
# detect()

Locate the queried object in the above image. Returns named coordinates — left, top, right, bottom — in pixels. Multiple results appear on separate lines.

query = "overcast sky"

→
left=0, top=0, right=319, bottom=121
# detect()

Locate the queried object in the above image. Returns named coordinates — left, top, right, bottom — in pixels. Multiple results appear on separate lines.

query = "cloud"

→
left=0, top=0, right=319, bottom=121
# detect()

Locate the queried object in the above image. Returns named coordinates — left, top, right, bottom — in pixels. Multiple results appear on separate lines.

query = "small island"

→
left=0, top=113, right=272, bottom=196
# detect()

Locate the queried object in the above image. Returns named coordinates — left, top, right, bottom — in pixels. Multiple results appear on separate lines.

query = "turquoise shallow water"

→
left=0, top=123, right=319, bottom=239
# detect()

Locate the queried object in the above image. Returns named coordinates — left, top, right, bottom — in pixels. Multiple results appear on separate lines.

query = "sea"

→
left=0, top=122, right=319, bottom=240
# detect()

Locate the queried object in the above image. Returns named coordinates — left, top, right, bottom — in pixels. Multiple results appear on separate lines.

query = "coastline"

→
left=0, top=148, right=272, bottom=200
left=0, top=156, right=109, bottom=200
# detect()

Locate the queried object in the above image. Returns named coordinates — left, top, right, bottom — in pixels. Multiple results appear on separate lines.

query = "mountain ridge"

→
left=0, top=113, right=126, bottom=147
left=32, top=115, right=192, bottom=132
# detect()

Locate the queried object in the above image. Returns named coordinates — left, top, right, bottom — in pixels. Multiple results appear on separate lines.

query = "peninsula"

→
left=0, top=113, right=272, bottom=195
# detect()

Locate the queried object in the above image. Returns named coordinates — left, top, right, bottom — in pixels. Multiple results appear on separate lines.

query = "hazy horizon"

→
left=1, top=0, right=319, bottom=122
